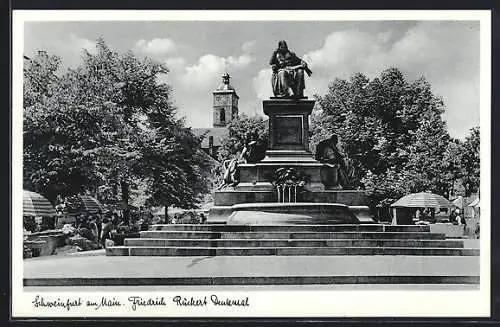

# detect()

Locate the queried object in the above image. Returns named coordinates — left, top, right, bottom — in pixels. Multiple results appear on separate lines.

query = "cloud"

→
left=178, top=53, right=254, bottom=90
left=302, top=30, right=396, bottom=80
left=253, top=68, right=272, bottom=100
left=227, top=54, right=254, bottom=68
left=180, top=54, right=227, bottom=89
left=242, top=40, right=256, bottom=53
left=135, top=38, right=177, bottom=55
left=161, top=49, right=254, bottom=127
left=301, top=22, right=479, bottom=82
left=69, top=34, right=97, bottom=54
left=164, top=57, right=187, bottom=72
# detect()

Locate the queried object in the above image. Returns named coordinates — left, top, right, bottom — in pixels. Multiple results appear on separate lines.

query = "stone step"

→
left=140, top=231, right=444, bottom=240
left=107, top=246, right=479, bottom=257
left=24, top=254, right=480, bottom=286
left=150, top=224, right=431, bottom=233
left=124, top=238, right=463, bottom=248
left=24, top=275, right=480, bottom=286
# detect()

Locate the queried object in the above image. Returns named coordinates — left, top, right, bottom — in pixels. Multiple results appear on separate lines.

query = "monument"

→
left=208, top=40, right=374, bottom=224
left=101, top=41, right=477, bottom=281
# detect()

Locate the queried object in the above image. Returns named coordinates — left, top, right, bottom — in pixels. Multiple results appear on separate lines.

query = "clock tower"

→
left=213, top=73, right=239, bottom=127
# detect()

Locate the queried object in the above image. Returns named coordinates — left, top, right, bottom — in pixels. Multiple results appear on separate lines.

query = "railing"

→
left=276, top=185, right=299, bottom=203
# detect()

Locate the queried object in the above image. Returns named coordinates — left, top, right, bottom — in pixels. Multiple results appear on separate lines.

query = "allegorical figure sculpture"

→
left=315, top=134, right=350, bottom=189
left=217, top=157, right=240, bottom=190
left=217, top=130, right=267, bottom=189
left=269, top=40, right=312, bottom=99
left=240, top=131, right=266, bottom=164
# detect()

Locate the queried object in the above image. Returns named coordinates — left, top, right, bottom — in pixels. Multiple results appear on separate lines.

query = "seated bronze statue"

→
left=269, top=40, right=312, bottom=99
left=315, top=134, right=350, bottom=189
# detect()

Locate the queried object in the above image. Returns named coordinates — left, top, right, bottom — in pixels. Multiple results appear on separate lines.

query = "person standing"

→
left=199, top=213, right=207, bottom=224
left=100, top=218, right=113, bottom=248
left=449, top=210, right=456, bottom=223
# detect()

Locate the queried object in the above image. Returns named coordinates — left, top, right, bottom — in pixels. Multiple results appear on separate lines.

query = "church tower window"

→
left=220, top=109, right=225, bottom=122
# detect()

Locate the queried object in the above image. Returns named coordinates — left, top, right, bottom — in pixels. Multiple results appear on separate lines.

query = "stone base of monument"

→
left=208, top=98, right=378, bottom=224
left=26, top=244, right=480, bottom=286
left=225, top=203, right=360, bottom=225
left=97, top=222, right=479, bottom=286
left=104, top=223, right=479, bottom=257
left=262, top=149, right=317, bottom=163
left=209, top=183, right=372, bottom=224
left=237, top=162, right=325, bottom=191
left=208, top=202, right=372, bottom=224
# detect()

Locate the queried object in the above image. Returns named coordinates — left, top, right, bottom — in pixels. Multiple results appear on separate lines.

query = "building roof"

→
left=214, top=73, right=238, bottom=96
left=192, top=127, right=229, bottom=148
left=216, top=84, right=235, bottom=91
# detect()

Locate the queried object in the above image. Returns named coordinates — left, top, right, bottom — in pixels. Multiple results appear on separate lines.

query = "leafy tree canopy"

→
left=23, top=39, right=210, bottom=209
left=312, top=67, right=479, bottom=208
left=217, top=113, right=268, bottom=162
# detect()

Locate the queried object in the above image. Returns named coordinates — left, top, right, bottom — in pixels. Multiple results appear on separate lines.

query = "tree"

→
left=23, top=51, right=61, bottom=108
left=460, top=127, right=480, bottom=196
left=442, top=138, right=467, bottom=197
left=23, top=39, right=210, bottom=211
left=401, top=101, right=451, bottom=196
left=23, top=51, right=86, bottom=201
left=217, top=113, right=268, bottom=162
left=313, top=68, right=454, bottom=209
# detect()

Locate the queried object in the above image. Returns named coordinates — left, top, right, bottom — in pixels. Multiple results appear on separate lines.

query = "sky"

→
left=23, top=20, right=480, bottom=139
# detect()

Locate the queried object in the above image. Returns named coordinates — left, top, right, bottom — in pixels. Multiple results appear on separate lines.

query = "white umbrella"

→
left=452, top=196, right=465, bottom=208
left=391, top=192, right=453, bottom=208
left=153, top=207, right=165, bottom=215
left=468, top=197, right=480, bottom=208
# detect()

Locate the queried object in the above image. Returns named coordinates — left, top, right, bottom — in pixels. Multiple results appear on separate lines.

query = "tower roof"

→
left=216, top=73, right=236, bottom=91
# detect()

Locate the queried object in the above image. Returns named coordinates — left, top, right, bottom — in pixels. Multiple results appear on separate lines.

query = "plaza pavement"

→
left=22, top=239, right=480, bottom=288
left=24, top=284, right=479, bottom=292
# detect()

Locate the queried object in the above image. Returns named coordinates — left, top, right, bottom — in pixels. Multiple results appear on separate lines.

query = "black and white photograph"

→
left=11, top=10, right=491, bottom=318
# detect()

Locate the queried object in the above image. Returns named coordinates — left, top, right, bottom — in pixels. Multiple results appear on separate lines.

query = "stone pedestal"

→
left=208, top=98, right=373, bottom=224
left=263, top=98, right=314, bottom=153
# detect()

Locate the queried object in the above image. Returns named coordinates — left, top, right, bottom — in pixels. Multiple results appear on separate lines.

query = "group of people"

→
left=23, top=216, right=52, bottom=233
left=170, top=212, right=207, bottom=224
left=70, top=211, right=153, bottom=248
left=414, top=208, right=436, bottom=223
left=64, top=210, right=210, bottom=248
left=448, top=209, right=466, bottom=226
left=414, top=208, right=466, bottom=226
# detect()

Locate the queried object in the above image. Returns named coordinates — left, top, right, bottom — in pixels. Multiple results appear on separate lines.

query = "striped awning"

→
left=79, top=195, right=104, bottom=213
left=391, top=192, right=452, bottom=208
left=23, top=190, right=56, bottom=217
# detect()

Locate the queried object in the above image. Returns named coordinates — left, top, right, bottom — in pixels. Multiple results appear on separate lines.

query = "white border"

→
left=12, top=10, right=491, bottom=318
